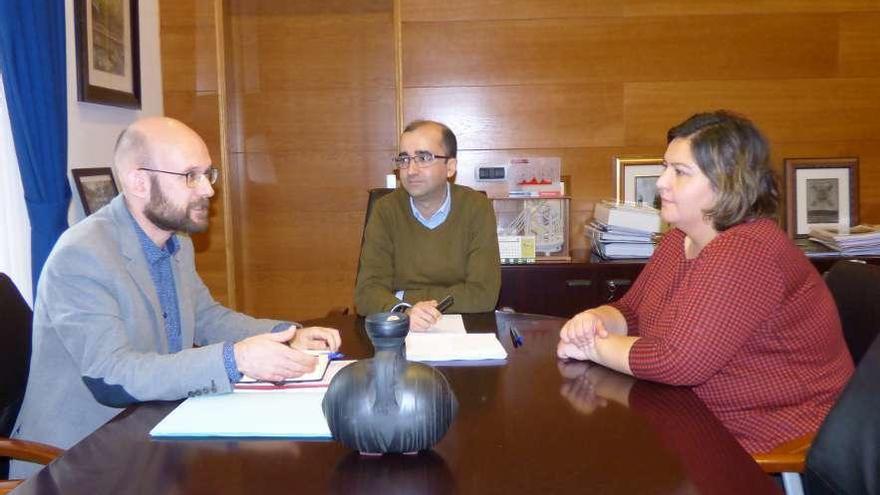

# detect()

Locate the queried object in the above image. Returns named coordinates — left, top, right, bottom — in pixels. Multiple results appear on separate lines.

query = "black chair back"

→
left=804, top=334, right=880, bottom=495
left=824, top=260, right=880, bottom=365
left=362, top=188, right=395, bottom=240
left=0, top=273, right=33, bottom=478
left=355, top=188, right=395, bottom=276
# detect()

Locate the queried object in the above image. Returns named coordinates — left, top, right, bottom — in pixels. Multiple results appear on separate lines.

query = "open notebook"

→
left=235, top=353, right=330, bottom=390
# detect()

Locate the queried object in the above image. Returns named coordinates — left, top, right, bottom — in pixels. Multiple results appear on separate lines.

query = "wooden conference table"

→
left=16, top=312, right=780, bottom=494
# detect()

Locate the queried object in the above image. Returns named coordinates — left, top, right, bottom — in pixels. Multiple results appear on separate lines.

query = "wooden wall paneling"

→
left=623, top=78, right=880, bottom=147
left=226, top=0, right=391, bottom=16
left=401, top=0, right=621, bottom=21
left=159, top=3, right=218, bottom=92
left=161, top=93, right=223, bottom=154
left=227, top=149, right=394, bottom=319
left=622, top=0, right=880, bottom=17
left=232, top=151, right=394, bottom=212
left=839, top=13, right=880, bottom=77
left=223, top=0, right=396, bottom=319
left=160, top=0, right=230, bottom=305
left=227, top=15, right=395, bottom=90
left=232, top=89, right=397, bottom=153
left=237, top=211, right=367, bottom=320
left=404, top=84, right=624, bottom=150
left=402, top=15, right=838, bottom=87
left=402, top=0, right=880, bottom=21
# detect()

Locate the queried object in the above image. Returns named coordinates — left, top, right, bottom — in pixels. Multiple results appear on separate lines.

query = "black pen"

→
left=509, top=325, right=524, bottom=348
left=436, top=294, right=454, bottom=313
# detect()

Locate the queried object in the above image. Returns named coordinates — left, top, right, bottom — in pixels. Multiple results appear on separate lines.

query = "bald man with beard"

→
left=10, top=117, right=341, bottom=478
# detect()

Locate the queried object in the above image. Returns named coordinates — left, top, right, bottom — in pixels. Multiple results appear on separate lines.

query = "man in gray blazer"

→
left=11, top=117, right=341, bottom=478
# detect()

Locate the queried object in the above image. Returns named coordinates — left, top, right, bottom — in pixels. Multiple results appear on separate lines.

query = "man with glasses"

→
left=354, top=120, right=500, bottom=330
left=11, top=117, right=341, bottom=477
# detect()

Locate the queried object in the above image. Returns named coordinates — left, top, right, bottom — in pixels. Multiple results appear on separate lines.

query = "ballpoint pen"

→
left=307, top=349, right=345, bottom=360
left=436, top=294, right=454, bottom=313
left=509, top=325, right=524, bottom=348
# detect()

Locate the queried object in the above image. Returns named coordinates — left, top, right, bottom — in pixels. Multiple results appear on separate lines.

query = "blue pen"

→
left=306, top=350, right=345, bottom=360
left=509, top=326, right=524, bottom=348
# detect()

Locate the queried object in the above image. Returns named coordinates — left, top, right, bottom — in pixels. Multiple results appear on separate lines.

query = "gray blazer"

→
left=12, top=196, right=282, bottom=468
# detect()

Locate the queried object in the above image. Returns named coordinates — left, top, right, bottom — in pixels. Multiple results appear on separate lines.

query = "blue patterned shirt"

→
left=129, top=212, right=240, bottom=382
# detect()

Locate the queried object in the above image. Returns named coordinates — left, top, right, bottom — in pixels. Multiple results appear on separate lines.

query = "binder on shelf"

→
left=808, top=224, right=880, bottom=256
left=593, top=200, right=662, bottom=234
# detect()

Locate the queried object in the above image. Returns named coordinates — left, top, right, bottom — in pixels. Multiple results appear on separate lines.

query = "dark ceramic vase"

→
left=322, top=312, right=459, bottom=454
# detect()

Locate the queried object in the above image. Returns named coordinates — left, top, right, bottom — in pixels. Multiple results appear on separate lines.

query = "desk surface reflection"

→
left=16, top=312, right=780, bottom=494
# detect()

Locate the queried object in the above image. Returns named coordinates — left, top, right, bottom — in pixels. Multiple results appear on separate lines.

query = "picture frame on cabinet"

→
left=614, top=156, right=664, bottom=208
left=784, top=157, right=859, bottom=238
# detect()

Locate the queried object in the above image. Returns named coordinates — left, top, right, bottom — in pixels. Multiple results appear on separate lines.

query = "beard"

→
left=144, top=176, right=210, bottom=234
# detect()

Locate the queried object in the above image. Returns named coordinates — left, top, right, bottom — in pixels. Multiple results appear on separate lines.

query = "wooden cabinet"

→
left=499, top=250, right=880, bottom=318
left=499, top=251, right=642, bottom=317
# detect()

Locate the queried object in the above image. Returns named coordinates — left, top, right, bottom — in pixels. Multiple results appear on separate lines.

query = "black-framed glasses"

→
left=392, top=151, right=451, bottom=170
left=138, top=167, right=219, bottom=188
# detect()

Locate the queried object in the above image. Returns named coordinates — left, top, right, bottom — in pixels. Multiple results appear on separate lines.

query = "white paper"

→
left=405, top=333, right=508, bottom=361
left=150, top=388, right=331, bottom=438
left=427, top=314, right=467, bottom=334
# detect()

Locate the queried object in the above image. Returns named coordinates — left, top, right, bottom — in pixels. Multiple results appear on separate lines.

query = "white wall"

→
left=65, top=0, right=163, bottom=223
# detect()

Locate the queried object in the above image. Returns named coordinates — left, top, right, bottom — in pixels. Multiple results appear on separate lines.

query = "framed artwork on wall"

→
left=784, top=157, right=859, bottom=238
left=72, top=167, right=119, bottom=215
left=614, top=156, right=664, bottom=208
left=74, top=0, right=141, bottom=109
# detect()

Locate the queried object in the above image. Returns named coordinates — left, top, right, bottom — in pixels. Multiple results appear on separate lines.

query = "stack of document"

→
left=586, top=221, right=657, bottom=259
left=593, top=200, right=663, bottom=233
left=587, top=201, right=663, bottom=259
left=809, top=224, right=880, bottom=255
left=406, top=314, right=508, bottom=361
left=405, top=333, right=508, bottom=361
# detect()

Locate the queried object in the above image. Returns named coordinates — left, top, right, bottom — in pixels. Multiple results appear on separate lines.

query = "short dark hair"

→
left=402, top=120, right=457, bottom=158
left=667, top=110, right=779, bottom=231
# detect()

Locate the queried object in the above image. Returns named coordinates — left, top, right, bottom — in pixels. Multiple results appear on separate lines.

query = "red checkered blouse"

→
left=610, top=218, right=853, bottom=454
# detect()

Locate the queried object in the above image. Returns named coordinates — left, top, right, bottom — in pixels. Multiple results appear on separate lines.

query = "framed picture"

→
left=784, top=157, right=859, bottom=238
left=72, top=167, right=119, bottom=215
left=614, top=156, right=664, bottom=208
left=74, top=0, right=141, bottom=109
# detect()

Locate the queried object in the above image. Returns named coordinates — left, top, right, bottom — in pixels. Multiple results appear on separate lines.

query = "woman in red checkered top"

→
left=557, top=110, right=854, bottom=454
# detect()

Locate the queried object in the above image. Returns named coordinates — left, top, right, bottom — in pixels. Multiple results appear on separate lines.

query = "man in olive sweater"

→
left=354, top=120, right=500, bottom=330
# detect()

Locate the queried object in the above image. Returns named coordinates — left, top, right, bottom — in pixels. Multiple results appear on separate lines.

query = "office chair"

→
left=824, top=260, right=880, bottom=365
left=324, top=188, right=396, bottom=317
left=0, top=273, right=63, bottom=494
left=360, top=188, right=395, bottom=251
left=803, top=332, right=880, bottom=494
left=753, top=260, right=880, bottom=495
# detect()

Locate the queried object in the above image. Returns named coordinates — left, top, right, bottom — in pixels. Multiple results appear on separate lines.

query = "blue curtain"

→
left=0, top=0, right=70, bottom=292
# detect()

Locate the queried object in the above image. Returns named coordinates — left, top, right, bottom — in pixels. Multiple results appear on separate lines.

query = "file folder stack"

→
left=808, top=224, right=880, bottom=256
left=587, top=201, right=663, bottom=259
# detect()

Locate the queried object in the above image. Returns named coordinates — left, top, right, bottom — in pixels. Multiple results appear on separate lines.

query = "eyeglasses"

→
left=392, top=151, right=451, bottom=170
left=138, top=167, right=220, bottom=188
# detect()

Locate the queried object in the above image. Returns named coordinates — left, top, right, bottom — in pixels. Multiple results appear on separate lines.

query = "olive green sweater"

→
left=354, top=184, right=501, bottom=315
